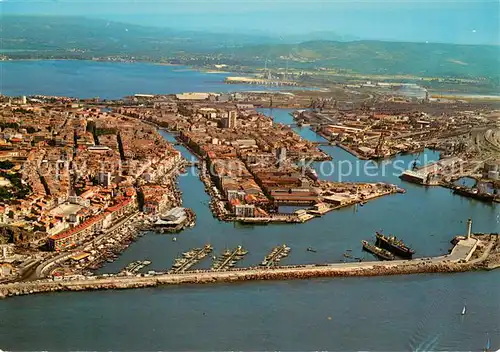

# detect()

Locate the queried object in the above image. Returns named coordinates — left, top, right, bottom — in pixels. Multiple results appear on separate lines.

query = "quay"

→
left=1, top=234, right=498, bottom=300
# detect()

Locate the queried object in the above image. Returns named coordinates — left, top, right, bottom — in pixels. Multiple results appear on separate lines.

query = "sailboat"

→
left=484, top=334, right=490, bottom=352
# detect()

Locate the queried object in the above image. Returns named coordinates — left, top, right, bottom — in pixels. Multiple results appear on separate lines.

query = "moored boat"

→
left=375, top=232, right=415, bottom=258
left=361, top=240, right=395, bottom=261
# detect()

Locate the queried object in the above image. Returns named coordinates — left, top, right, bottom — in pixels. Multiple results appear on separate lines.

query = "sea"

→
left=0, top=61, right=499, bottom=351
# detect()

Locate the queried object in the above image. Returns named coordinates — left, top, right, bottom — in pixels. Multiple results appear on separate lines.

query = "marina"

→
left=260, top=245, right=292, bottom=267
left=169, top=245, right=213, bottom=273
left=1, top=233, right=499, bottom=300
left=120, top=260, right=152, bottom=275
left=211, top=246, right=249, bottom=271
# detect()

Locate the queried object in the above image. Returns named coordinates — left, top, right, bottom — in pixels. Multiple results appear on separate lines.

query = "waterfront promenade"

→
left=1, top=234, right=497, bottom=299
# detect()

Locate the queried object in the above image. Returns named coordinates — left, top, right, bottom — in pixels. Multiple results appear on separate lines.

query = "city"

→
left=0, top=1, right=499, bottom=350
left=0, top=89, right=498, bottom=291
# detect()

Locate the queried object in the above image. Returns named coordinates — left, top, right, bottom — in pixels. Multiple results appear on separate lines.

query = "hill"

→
left=1, top=16, right=498, bottom=84
left=224, top=40, right=500, bottom=80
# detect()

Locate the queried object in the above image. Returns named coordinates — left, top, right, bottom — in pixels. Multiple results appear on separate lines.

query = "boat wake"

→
left=409, top=333, right=441, bottom=352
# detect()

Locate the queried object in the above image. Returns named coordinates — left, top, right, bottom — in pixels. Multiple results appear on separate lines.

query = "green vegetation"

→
left=0, top=172, right=32, bottom=200
left=0, top=161, right=15, bottom=170
left=0, top=122, right=20, bottom=130
left=223, top=40, right=500, bottom=81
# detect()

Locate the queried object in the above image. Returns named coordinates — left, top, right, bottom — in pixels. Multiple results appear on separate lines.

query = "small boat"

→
left=306, top=247, right=317, bottom=253
left=461, top=302, right=467, bottom=316
left=343, top=253, right=352, bottom=258
left=485, top=334, right=491, bottom=352
left=172, top=237, right=177, bottom=242
left=360, top=202, right=366, bottom=207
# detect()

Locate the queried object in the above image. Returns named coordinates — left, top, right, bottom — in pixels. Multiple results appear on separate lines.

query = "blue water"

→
left=0, top=60, right=304, bottom=99
left=0, top=66, right=498, bottom=350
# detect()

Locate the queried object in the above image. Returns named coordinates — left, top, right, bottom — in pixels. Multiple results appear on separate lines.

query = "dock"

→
left=211, top=246, right=248, bottom=271
left=120, top=260, right=152, bottom=274
left=169, top=245, right=213, bottom=273
left=260, top=245, right=291, bottom=267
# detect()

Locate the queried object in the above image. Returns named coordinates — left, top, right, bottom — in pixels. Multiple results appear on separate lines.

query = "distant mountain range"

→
left=224, top=40, right=500, bottom=79
left=1, top=16, right=499, bottom=84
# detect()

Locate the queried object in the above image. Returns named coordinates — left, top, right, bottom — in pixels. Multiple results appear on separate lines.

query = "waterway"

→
left=0, top=67, right=499, bottom=350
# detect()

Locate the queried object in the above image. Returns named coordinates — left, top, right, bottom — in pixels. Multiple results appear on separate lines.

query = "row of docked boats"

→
left=122, top=260, right=152, bottom=274
left=362, top=232, right=415, bottom=261
left=212, top=245, right=248, bottom=270
left=260, top=244, right=291, bottom=267
left=171, top=244, right=213, bottom=272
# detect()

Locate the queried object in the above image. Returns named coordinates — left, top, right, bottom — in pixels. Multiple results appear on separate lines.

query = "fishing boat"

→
left=236, top=246, right=248, bottom=256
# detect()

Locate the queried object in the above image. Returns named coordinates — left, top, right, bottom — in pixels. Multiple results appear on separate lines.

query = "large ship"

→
left=361, top=240, right=395, bottom=261
left=453, top=187, right=494, bottom=203
left=375, top=232, right=415, bottom=258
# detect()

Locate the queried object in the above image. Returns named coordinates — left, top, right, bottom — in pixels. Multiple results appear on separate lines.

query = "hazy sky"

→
left=1, top=0, right=499, bottom=44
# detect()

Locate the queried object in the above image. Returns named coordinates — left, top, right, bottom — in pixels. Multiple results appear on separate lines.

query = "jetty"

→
left=1, top=232, right=498, bottom=300
left=260, top=245, right=291, bottom=267
left=120, top=260, right=152, bottom=275
left=169, top=245, right=213, bottom=273
left=211, top=246, right=248, bottom=271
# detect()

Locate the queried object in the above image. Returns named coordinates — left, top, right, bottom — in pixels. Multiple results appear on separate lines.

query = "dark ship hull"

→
left=361, top=240, right=395, bottom=261
left=375, top=233, right=415, bottom=258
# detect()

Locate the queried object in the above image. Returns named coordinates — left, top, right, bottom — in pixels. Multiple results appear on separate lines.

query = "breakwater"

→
left=1, top=234, right=497, bottom=299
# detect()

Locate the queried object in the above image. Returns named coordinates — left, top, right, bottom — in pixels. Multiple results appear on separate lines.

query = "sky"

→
left=1, top=0, right=499, bottom=45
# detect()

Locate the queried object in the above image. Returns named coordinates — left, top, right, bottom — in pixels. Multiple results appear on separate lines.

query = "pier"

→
left=260, top=245, right=291, bottom=267
left=120, top=260, right=152, bottom=275
left=169, top=245, right=213, bottom=273
left=1, top=234, right=497, bottom=300
left=211, top=246, right=248, bottom=271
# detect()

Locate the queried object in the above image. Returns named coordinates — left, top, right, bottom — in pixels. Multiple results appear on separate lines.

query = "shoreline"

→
left=3, top=59, right=499, bottom=99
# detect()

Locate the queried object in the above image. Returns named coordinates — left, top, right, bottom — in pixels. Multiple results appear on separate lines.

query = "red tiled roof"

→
left=49, top=213, right=106, bottom=241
